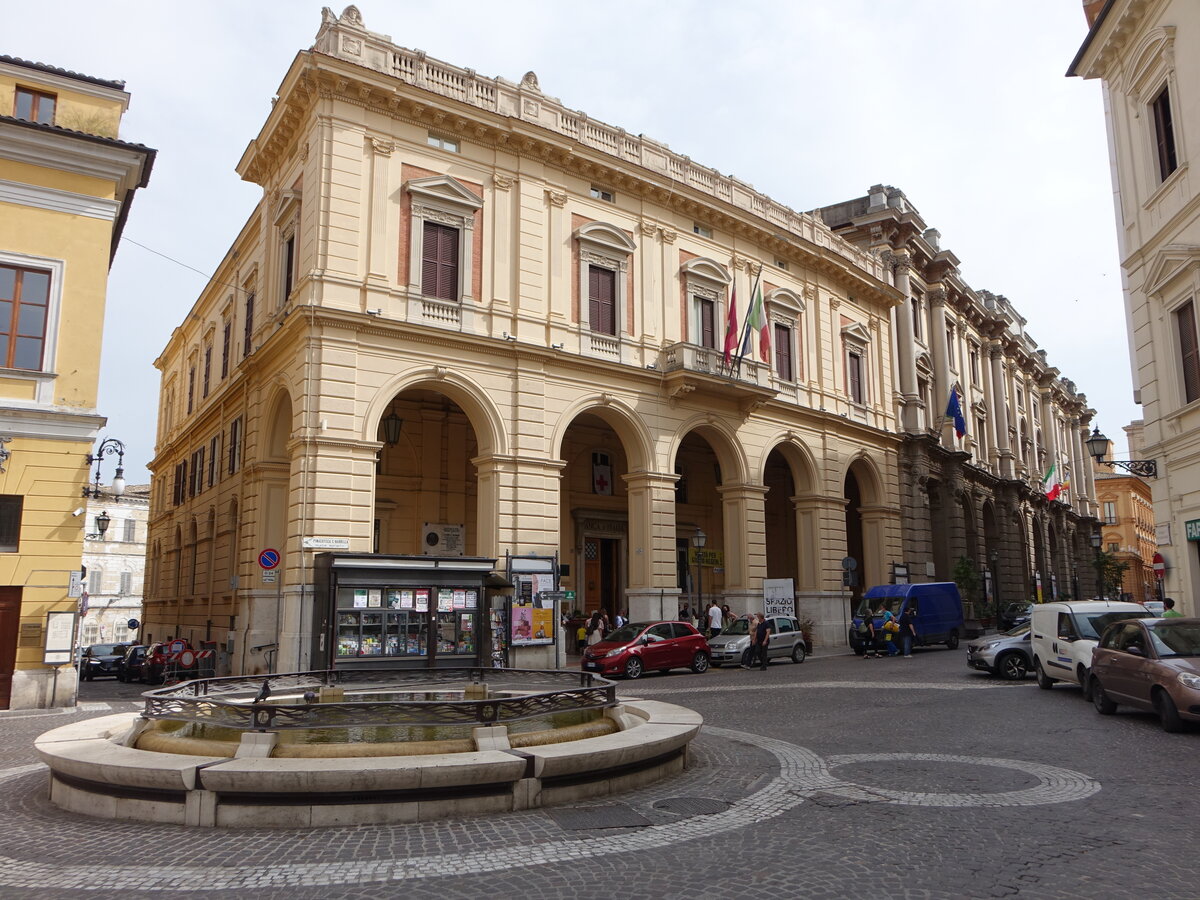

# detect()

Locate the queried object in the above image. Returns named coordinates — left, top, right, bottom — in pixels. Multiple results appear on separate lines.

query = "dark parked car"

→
left=116, top=644, right=147, bottom=683
left=998, top=602, right=1033, bottom=631
left=1091, top=617, right=1200, bottom=732
left=580, top=621, right=710, bottom=679
left=80, top=643, right=135, bottom=681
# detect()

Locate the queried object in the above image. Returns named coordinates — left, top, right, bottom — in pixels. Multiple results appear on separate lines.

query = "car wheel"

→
left=996, top=652, right=1028, bottom=681
left=945, top=630, right=960, bottom=651
left=791, top=643, right=806, bottom=664
left=1092, top=678, right=1117, bottom=715
left=625, top=657, right=644, bottom=680
left=1035, top=661, right=1054, bottom=690
left=1154, top=689, right=1184, bottom=733
left=1078, top=666, right=1093, bottom=701
left=690, top=651, right=710, bottom=674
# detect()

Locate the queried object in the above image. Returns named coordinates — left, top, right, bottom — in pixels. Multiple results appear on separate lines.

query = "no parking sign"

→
left=259, top=549, right=280, bottom=569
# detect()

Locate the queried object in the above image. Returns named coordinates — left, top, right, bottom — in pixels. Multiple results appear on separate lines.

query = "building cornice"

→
left=0, top=178, right=120, bottom=220
left=238, top=13, right=889, bottom=297
left=0, top=117, right=153, bottom=194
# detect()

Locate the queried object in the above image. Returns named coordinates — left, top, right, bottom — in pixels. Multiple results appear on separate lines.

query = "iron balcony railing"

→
left=140, top=667, right=618, bottom=732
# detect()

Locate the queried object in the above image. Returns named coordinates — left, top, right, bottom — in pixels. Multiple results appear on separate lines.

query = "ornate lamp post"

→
left=86, top=511, right=111, bottom=541
left=1090, top=529, right=1103, bottom=600
left=82, top=438, right=126, bottom=501
left=989, top=548, right=1000, bottom=618
left=692, top=528, right=706, bottom=610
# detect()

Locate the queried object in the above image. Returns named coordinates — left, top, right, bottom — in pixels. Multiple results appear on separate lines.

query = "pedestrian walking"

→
left=1162, top=598, right=1183, bottom=618
left=707, top=600, right=723, bottom=638
left=586, top=610, right=605, bottom=646
left=858, top=615, right=879, bottom=658
left=899, top=605, right=917, bottom=657
left=753, top=613, right=771, bottom=670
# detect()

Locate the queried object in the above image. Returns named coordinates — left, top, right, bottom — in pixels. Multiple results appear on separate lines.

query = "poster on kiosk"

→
left=508, top=555, right=557, bottom=646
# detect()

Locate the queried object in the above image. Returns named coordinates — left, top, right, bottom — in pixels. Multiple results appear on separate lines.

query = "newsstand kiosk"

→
left=312, top=553, right=499, bottom=671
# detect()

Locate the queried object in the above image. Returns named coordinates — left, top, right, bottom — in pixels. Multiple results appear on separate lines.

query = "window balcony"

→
left=660, top=341, right=777, bottom=410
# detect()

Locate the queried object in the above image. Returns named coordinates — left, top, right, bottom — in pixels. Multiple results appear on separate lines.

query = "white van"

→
left=1031, top=600, right=1153, bottom=696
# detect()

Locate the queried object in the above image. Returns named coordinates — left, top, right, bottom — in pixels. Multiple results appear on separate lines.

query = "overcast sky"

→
left=10, top=0, right=1131, bottom=484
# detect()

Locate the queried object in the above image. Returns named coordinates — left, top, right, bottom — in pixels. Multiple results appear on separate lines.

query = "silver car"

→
left=708, top=615, right=807, bottom=667
left=966, top=623, right=1032, bottom=680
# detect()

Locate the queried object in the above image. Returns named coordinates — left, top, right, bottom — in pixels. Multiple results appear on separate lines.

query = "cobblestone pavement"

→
left=2, top=646, right=1196, bottom=899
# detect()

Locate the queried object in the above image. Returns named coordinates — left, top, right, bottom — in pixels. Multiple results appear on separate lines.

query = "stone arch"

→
left=758, top=432, right=819, bottom=493
left=364, top=368, right=506, bottom=458
left=551, top=395, right=655, bottom=474
left=667, top=414, right=749, bottom=486
left=263, top=389, right=294, bottom=462
left=842, top=451, right=885, bottom=507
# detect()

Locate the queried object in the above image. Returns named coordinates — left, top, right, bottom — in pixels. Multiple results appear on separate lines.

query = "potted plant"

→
left=953, top=556, right=984, bottom=635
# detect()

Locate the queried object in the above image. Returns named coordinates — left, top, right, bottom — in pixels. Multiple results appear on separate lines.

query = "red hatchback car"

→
left=581, top=620, right=711, bottom=679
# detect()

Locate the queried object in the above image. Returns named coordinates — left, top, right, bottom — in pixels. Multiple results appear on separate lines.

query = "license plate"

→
left=584, top=662, right=600, bottom=671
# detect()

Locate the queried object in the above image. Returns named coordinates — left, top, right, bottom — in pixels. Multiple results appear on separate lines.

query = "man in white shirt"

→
left=707, top=601, right=723, bottom=637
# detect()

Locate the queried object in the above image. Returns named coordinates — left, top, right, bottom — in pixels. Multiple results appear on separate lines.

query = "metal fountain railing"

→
left=140, top=667, right=618, bottom=732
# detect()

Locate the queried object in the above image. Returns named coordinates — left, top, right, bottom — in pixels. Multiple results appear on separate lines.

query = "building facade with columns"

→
left=0, top=56, right=153, bottom=707
left=142, top=7, right=906, bottom=674
left=822, top=188, right=1103, bottom=611
left=1070, top=0, right=1200, bottom=615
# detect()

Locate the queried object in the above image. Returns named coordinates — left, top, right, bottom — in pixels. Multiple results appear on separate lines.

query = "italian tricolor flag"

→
left=1043, top=465, right=1063, bottom=502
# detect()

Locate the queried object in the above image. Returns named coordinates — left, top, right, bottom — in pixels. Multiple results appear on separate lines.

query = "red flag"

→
left=723, top=282, right=739, bottom=366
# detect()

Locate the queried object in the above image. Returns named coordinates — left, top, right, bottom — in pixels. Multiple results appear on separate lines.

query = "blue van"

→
left=848, top=582, right=965, bottom=654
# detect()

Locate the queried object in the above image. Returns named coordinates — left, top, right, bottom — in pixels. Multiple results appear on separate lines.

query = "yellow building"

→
left=0, top=56, right=154, bottom=708
left=144, top=7, right=904, bottom=675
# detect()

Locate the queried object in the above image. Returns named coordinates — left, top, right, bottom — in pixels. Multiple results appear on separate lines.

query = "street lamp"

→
left=86, top=511, right=111, bottom=541
left=989, top=548, right=1000, bottom=618
left=1090, top=529, right=1103, bottom=600
left=692, top=528, right=706, bottom=609
left=83, top=438, right=126, bottom=501
left=381, top=411, right=403, bottom=446
left=1086, top=427, right=1157, bottom=478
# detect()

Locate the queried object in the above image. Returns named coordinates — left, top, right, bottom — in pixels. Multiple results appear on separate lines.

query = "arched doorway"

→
left=559, top=412, right=632, bottom=622
left=674, top=430, right=727, bottom=616
left=844, top=470, right=865, bottom=606
left=374, top=389, right=480, bottom=555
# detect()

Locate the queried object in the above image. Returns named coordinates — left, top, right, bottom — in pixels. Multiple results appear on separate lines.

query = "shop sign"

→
left=1185, top=519, right=1200, bottom=542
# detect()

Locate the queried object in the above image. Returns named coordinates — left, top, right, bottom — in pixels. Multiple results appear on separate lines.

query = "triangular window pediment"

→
left=841, top=321, right=871, bottom=345
left=1145, top=244, right=1200, bottom=297
left=405, top=175, right=483, bottom=211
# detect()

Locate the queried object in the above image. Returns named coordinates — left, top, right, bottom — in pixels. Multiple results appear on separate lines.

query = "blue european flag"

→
left=945, top=388, right=966, bottom=438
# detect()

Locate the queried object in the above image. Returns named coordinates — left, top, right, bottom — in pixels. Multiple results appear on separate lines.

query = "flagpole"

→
left=735, top=263, right=764, bottom=374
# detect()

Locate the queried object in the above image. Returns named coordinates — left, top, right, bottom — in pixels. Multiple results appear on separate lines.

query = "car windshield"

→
left=856, top=598, right=903, bottom=617
left=1003, top=623, right=1031, bottom=637
left=603, top=623, right=647, bottom=644
left=1147, top=622, right=1200, bottom=658
left=1077, top=610, right=1152, bottom=640
left=90, top=644, right=121, bottom=656
left=720, top=618, right=752, bottom=636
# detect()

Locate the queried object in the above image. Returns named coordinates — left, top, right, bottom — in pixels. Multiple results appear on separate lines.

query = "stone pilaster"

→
left=988, top=342, right=1014, bottom=479
left=622, top=471, right=681, bottom=621
left=888, top=252, right=921, bottom=432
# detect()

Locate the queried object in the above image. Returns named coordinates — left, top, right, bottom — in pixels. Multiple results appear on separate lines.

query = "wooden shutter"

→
left=848, top=351, right=863, bottom=404
left=1153, top=86, right=1178, bottom=181
left=774, top=323, right=793, bottom=381
left=698, top=298, right=715, bottom=348
left=1178, top=301, right=1200, bottom=403
left=589, top=266, right=616, bottom=335
left=422, top=222, right=459, bottom=301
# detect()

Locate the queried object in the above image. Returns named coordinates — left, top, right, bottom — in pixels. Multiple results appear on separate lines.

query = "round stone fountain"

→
left=35, top=667, right=701, bottom=827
